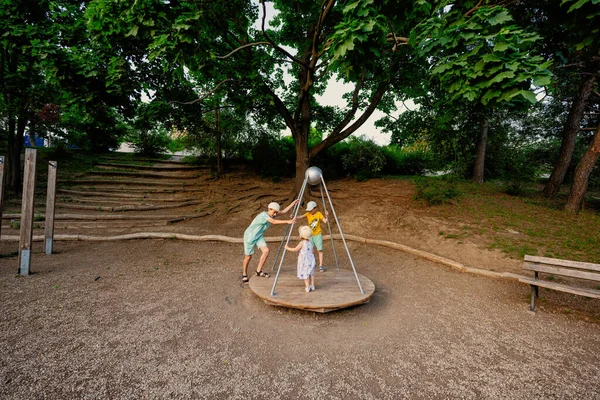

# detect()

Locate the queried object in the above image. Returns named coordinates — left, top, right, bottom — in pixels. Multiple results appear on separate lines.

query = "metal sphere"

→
left=305, top=166, right=323, bottom=185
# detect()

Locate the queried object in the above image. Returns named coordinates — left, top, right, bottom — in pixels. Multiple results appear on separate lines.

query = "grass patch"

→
left=423, top=179, right=600, bottom=262
left=413, top=177, right=461, bottom=206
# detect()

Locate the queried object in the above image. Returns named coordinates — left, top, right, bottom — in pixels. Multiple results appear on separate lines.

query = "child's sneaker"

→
left=310, top=285, right=315, bottom=291
left=305, top=287, right=311, bottom=293
left=319, top=266, right=326, bottom=272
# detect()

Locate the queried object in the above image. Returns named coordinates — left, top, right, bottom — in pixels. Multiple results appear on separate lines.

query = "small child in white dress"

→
left=285, top=225, right=316, bottom=292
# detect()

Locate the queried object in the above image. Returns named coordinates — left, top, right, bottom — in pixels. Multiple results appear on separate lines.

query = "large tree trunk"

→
left=215, top=107, right=223, bottom=177
left=564, top=122, right=600, bottom=214
left=472, top=118, right=489, bottom=183
left=292, top=60, right=313, bottom=195
left=544, top=75, right=596, bottom=197
left=294, top=117, right=310, bottom=195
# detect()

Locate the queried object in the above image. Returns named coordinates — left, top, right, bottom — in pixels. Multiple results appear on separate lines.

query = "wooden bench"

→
left=519, top=255, right=600, bottom=311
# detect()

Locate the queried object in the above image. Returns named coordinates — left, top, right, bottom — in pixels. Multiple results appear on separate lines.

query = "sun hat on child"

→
left=268, top=202, right=281, bottom=211
left=306, top=201, right=317, bottom=211
left=299, top=226, right=312, bottom=240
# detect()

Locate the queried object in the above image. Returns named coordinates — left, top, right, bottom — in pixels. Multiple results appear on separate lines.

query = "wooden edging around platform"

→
left=0, top=232, right=526, bottom=282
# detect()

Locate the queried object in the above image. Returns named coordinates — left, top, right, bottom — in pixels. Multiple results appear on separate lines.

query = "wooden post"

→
left=18, top=149, right=37, bottom=275
left=44, top=161, right=57, bottom=255
left=0, top=156, right=5, bottom=240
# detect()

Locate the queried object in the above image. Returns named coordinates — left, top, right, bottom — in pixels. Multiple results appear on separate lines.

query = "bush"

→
left=497, top=145, right=541, bottom=196
left=167, top=137, right=186, bottom=154
left=340, top=137, right=386, bottom=181
left=382, top=145, right=433, bottom=176
left=251, top=136, right=295, bottom=179
left=413, top=177, right=461, bottom=206
left=128, top=126, right=171, bottom=156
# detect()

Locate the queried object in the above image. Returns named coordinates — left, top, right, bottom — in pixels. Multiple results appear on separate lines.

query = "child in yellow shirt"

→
left=303, top=201, right=328, bottom=272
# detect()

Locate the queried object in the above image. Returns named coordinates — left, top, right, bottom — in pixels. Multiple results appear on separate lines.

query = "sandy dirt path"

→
left=1, top=239, right=598, bottom=399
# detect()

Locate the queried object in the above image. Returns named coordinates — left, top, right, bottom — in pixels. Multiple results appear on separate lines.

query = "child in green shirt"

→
left=242, top=200, right=298, bottom=284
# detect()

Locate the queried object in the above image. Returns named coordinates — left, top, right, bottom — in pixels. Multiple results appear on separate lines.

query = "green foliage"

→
left=251, top=136, right=295, bottom=179
left=340, top=137, right=386, bottom=181
left=414, top=3, right=552, bottom=106
left=167, top=137, right=186, bottom=154
left=128, top=126, right=171, bottom=157
left=382, top=144, right=434, bottom=176
left=413, top=177, right=461, bottom=206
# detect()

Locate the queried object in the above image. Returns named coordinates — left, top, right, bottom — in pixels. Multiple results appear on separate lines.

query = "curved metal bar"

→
left=270, top=178, right=309, bottom=296
left=320, top=175, right=364, bottom=294
left=320, top=183, right=339, bottom=270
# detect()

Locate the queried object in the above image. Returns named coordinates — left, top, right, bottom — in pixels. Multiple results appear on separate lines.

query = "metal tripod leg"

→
left=320, top=175, right=364, bottom=294
left=320, top=183, right=339, bottom=270
left=271, top=198, right=303, bottom=271
left=270, top=177, right=309, bottom=296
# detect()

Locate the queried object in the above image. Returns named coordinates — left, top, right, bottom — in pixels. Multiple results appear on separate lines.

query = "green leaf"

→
left=566, top=0, right=589, bottom=12
left=493, top=42, right=508, bottom=52
left=431, top=63, right=453, bottom=75
left=482, top=53, right=503, bottom=63
left=488, top=11, right=512, bottom=26
left=334, top=37, right=356, bottom=58
left=532, top=75, right=551, bottom=87
left=518, top=90, right=537, bottom=103
left=125, top=25, right=139, bottom=37
left=343, top=1, right=360, bottom=14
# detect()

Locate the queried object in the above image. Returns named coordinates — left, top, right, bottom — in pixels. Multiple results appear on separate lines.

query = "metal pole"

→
left=320, top=175, right=364, bottom=294
left=271, top=197, right=304, bottom=271
left=270, top=177, right=309, bottom=296
left=320, top=183, right=339, bottom=270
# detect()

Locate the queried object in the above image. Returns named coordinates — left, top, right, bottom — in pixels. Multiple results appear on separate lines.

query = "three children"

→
left=242, top=198, right=329, bottom=293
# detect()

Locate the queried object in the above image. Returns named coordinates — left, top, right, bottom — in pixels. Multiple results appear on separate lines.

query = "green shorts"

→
left=244, top=236, right=267, bottom=256
left=311, top=233, right=323, bottom=251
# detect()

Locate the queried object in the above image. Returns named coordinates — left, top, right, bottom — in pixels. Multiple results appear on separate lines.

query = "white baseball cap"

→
left=268, top=202, right=280, bottom=211
left=306, top=201, right=317, bottom=211
left=299, top=226, right=312, bottom=240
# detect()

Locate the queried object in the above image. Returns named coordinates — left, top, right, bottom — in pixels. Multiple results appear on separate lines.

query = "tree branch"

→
left=386, top=34, right=409, bottom=44
left=216, top=42, right=270, bottom=59
left=169, top=79, right=233, bottom=105
left=328, top=69, right=366, bottom=136
left=260, top=79, right=295, bottom=133
left=464, top=0, right=483, bottom=17
left=261, top=1, right=307, bottom=68
left=309, top=80, right=389, bottom=158
left=310, top=0, right=335, bottom=68
left=387, top=18, right=401, bottom=52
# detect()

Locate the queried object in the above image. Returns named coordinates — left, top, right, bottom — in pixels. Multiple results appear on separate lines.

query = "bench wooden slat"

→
left=519, top=278, right=600, bottom=299
left=524, top=255, right=600, bottom=272
left=523, top=262, right=600, bottom=282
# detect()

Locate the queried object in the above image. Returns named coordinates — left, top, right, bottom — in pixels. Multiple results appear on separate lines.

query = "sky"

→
left=253, top=2, right=411, bottom=146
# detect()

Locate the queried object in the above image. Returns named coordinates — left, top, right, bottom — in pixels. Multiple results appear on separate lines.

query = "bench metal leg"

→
left=530, top=285, right=536, bottom=311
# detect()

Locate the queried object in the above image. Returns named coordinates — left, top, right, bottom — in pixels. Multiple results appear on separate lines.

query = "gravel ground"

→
left=0, top=239, right=599, bottom=399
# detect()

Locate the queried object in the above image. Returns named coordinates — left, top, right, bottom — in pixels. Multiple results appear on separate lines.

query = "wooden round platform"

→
left=249, top=268, right=375, bottom=313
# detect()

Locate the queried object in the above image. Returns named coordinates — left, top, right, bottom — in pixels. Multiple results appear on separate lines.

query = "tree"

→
left=511, top=0, right=600, bottom=197
left=565, top=120, right=600, bottom=213
left=410, top=3, right=552, bottom=183
left=86, top=0, right=552, bottom=192
left=0, top=0, right=55, bottom=191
